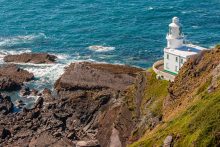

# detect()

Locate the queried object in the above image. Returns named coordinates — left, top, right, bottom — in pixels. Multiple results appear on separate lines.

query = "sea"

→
left=0, top=0, right=219, bottom=106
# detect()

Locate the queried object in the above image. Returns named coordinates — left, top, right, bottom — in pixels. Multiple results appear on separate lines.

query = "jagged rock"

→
left=4, top=53, right=57, bottom=64
left=33, top=97, right=44, bottom=108
left=54, top=62, right=143, bottom=92
left=20, top=86, right=30, bottom=97
left=0, top=127, right=11, bottom=139
left=0, top=77, right=20, bottom=91
left=76, top=140, right=100, bottom=147
left=0, top=62, right=146, bottom=146
left=67, top=132, right=78, bottom=140
left=0, top=64, right=34, bottom=91
left=30, top=89, right=38, bottom=96
left=0, top=94, right=13, bottom=115
left=42, top=88, right=54, bottom=101
left=15, top=99, right=25, bottom=108
left=163, top=135, right=173, bottom=147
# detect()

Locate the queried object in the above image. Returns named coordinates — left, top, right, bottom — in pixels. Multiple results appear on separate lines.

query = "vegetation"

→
left=215, top=44, right=220, bottom=49
left=141, top=69, right=169, bottom=117
left=130, top=75, right=220, bottom=147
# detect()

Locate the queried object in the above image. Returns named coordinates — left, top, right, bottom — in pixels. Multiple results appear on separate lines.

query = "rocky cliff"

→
left=54, top=62, right=147, bottom=147
left=0, top=62, right=149, bottom=147
left=131, top=46, right=220, bottom=147
left=0, top=46, right=220, bottom=146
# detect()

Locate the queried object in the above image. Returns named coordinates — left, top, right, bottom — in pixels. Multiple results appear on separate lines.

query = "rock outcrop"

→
left=55, top=62, right=146, bottom=147
left=164, top=48, right=220, bottom=117
left=0, top=94, right=13, bottom=115
left=0, top=65, right=34, bottom=91
left=131, top=47, right=220, bottom=147
left=0, top=62, right=147, bottom=147
left=4, top=53, right=57, bottom=64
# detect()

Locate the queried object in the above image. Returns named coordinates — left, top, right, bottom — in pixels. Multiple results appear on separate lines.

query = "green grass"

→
left=128, top=69, right=169, bottom=141
left=141, top=69, right=169, bottom=117
left=215, top=44, right=220, bottom=49
left=130, top=81, right=220, bottom=147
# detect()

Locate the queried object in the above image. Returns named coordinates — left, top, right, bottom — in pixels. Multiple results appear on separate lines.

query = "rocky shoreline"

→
left=4, top=53, right=57, bottom=64
left=0, top=53, right=148, bottom=147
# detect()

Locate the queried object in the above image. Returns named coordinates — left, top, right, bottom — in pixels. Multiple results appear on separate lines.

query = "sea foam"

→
left=88, top=45, right=115, bottom=52
left=0, top=33, right=46, bottom=48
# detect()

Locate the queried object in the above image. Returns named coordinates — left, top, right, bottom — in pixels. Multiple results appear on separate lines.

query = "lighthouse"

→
left=163, top=17, right=206, bottom=75
left=166, top=17, right=184, bottom=49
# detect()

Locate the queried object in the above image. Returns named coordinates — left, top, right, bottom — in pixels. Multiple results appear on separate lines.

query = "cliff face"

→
left=54, top=62, right=147, bottom=147
left=0, top=62, right=148, bottom=146
left=131, top=47, right=220, bottom=147
left=1, top=47, right=220, bottom=146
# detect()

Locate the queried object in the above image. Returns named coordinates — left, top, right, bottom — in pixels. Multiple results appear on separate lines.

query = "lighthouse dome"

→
left=172, top=17, right=179, bottom=24
left=169, top=17, right=181, bottom=28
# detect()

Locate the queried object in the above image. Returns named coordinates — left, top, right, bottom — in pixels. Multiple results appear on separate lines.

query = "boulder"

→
left=4, top=53, right=57, bottom=64
left=76, top=140, right=100, bottom=147
left=0, top=64, right=34, bottom=91
left=30, top=89, right=38, bottom=96
left=0, top=77, right=20, bottom=91
left=55, top=62, right=143, bottom=92
left=0, top=127, right=11, bottom=139
left=0, top=94, right=13, bottom=114
left=163, top=135, right=173, bottom=147
left=42, top=88, right=54, bottom=101
left=15, top=99, right=25, bottom=108
left=33, top=97, right=44, bottom=108
left=20, top=86, right=31, bottom=97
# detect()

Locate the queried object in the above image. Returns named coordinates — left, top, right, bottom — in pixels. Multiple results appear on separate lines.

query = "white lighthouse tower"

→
left=166, top=17, right=184, bottom=49
left=163, top=17, right=206, bottom=75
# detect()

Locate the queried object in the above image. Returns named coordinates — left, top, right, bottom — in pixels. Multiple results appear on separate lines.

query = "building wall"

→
left=164, top=51, right=186, bottom=74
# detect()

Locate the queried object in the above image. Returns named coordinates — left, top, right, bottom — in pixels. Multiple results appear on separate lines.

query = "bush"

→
left=215, top=44, right=220, bottom=49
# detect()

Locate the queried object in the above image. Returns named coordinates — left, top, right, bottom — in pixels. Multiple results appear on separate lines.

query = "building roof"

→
left=164, top=44, right=207, bottom=58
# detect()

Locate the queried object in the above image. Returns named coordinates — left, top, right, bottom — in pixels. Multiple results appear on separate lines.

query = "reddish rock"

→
left=30, top=89, right=38, bottom=96
left=0, top=94, right=13, bottom=115
left=0, top=62, right=146, bottom=147
left=20, top=86, right=30, bottom=96
left=0, top=127, right=11, bottom=139
left=0, top=64, right=34, bottom=91
left=4, top=53, right=57, bottom=64
left=55, top=62, right=143, bottom=91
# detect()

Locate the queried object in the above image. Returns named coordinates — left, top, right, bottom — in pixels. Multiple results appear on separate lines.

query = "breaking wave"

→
left=88, top=45, right=115, bottom=52
left=145, top=6, right=154, bottom=10
left=0, top=33, right=46, bottom=48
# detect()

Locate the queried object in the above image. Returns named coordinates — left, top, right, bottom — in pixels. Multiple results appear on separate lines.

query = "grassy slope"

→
left=130, top=72, right=220, bottom=147
left=141, top=69, right=169, bottom=117
left=129, top=69, right=169, bottom=141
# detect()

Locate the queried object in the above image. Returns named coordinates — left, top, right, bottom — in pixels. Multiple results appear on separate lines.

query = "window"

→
left=167, top=54, right=169, bottom=60
left=175, top=66, right=178, bottom=72
left=179, top=27, right=182, bottom=35
left=166, top=63, right=169, bottom=69
left=176, top=57, right=178, bottom=62
left=180, top=58, right=184, bottom=64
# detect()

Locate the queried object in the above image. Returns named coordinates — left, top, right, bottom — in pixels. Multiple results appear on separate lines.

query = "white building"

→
left=164, top=17, right=206, bottom=74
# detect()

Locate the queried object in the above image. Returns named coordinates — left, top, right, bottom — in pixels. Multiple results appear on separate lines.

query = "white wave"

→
left=0, top=49, right=32, bottom=64
left=0, top=33, right=46, bottom=48
left=0, top=49, right=32, bottom=55
left=55, top=53, right=70, bottom=60
left=146, top=6, right=154, bottom=10
left=192, top=25, right=199, bottom=29
left=88, top=45, right=115, bottom=52
left=24, top=63, right=66, bottom=82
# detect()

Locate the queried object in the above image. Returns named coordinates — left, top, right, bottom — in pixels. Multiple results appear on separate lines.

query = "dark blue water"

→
left=0, top=0, right=219, bottom=68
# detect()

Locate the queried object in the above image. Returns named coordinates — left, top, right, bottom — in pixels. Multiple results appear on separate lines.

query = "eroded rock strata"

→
left=0, top=62, right=147, bottom=147
left=0, top=64, right=34, bottom=91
